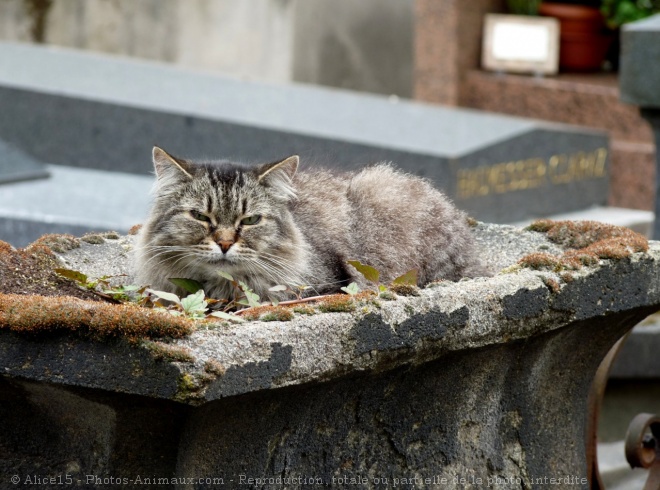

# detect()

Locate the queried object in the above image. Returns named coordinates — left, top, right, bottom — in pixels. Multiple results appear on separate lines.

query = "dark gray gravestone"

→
left=620, top=14, right=660, bottom=238
left=0, top=42, right=609, bottom=223
left=0, top=139, right=49, bottom=184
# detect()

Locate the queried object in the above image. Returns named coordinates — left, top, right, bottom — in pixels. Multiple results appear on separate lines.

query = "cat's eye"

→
left=240, top=215, right=262, bottom=226
left=191, top=210, right=211, bottom=223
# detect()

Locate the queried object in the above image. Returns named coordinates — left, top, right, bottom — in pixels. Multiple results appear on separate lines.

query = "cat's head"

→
left=142, top=147, right=303, bottom=280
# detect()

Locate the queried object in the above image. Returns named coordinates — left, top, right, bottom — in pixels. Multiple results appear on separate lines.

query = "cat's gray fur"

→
left=134, top=147, right=488, bottom=301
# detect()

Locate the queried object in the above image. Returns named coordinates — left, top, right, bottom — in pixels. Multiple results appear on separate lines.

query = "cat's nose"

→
left=217, top=240, right=234, bottom=254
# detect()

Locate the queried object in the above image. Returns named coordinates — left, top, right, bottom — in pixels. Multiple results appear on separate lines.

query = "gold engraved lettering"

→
left=456, top=148, right=607, bottom=199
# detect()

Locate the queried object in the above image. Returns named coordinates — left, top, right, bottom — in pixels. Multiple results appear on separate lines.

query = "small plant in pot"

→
left=506, top=0, right=543, bottom=14
left=601, top=0, right=660, bottom=29
left=538, top=0, right=615, bottom=72
left=600, top=1, right=660, bottom=69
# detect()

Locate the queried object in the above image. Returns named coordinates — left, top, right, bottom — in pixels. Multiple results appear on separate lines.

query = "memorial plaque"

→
left=0, top=42, right=609, bottom=225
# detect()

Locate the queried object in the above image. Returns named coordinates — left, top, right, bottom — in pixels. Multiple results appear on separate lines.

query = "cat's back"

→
left=292, top=164, right=485, bottom=284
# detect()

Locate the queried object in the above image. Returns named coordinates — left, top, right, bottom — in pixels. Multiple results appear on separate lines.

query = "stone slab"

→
left=0, top=165, right=152, bottom=247
left=0, top=41, right=609, bottom=223
left=1, top=224, right=659, bottom=486
left=620, top=14, right=660, bottom=108
left=0, top=139, right=49, bottom=184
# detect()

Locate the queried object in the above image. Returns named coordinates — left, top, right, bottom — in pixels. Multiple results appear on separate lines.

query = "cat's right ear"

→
left=152, top=146, right=193, bottom=181
left=256, top=155, right=299, bottom=199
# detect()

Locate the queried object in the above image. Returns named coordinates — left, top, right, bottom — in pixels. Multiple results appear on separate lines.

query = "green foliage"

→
left=340, top=282, right=360, bottom=295
left=237, top=280, right=261, bottom=308
left=347, top=260, right=380, bottom=283
left=216, top=271, right=263, bottom=308
left=601, top=0, right=660, bottom=28
left=54, top=268, right=89, bottom=286
left=347, top=259, right=418, bottom=294
left=506, top=0, right=541, bottom=15
left=180, top=290, right=208, bottom=319
left=208, top=311, right=246, bottom=323
left=169, top=278, right=205, bottom=294
left=55, top=255, right=423, bottom=324
left=392, top=269, right=418, bottom=286
left=146, top=289, right=181, bottom=305
left=100, top=284, right=143, bottom=302
left=55, top=268, right=142, bottom=302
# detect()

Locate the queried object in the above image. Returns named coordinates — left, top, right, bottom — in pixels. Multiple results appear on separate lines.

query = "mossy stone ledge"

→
left=1, top=222, right=658, bottom=488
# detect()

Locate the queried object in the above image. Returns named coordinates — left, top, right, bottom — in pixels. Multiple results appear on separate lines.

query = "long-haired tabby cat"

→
left=134, top=147, right=487, bottom=302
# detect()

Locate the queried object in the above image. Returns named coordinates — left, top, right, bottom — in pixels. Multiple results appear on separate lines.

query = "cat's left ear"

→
left=152, top=146, right=193, bottom=181
left=256, top=155, right=299, bottom=199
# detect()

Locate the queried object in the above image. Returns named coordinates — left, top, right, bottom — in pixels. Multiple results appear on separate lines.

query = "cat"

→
left=134, top=147, right=488, bottom=303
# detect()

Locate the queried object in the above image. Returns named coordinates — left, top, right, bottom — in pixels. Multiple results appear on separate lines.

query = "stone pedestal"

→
left=1, top=224, right=659, bottom=488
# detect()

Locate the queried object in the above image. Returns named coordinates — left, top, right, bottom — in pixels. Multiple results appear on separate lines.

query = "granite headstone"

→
left=620, top=14, right=660, bottom=238
left=0, top=42, right=610, bottom=225
left=0, top=139, right=49, bottom=184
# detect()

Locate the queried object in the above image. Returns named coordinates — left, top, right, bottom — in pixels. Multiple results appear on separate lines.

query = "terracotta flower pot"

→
left=539, top=2, right=614, bottom=72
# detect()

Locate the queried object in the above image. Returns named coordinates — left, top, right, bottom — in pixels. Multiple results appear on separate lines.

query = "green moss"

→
left=543, top=277, right=560, bottom=294
left=0, top=294, right=194, bottom=340
left=103, top=231, right=120, bottom=240
left=389, top=283, right=420, bottom=297
left=317, top=294, right=356, bottom=313
left=204, top=360, right=226, bottom=376
left=378, top=291, right=397, bottom=301
left=31, top=234, right=80, bottom=253
left=519, top=220, right=648, bottom=273
left=525, top=219, right=555, bottom=233
left=498, top=264, right=523, bottom=275
left=239, top=305, right=295, bottom=322
left=518, top=253, right=565, bottom=272
left=144, top=340, right=195, bottom=363
left=560, top=272, right=575, bottom=283
left=81, top=233, right=105, bottom=245
left=293, top=305, right=317, bottom=315
left=260, top=308, right=295, bottom=322
left=174, top=373, right=202, bottom=403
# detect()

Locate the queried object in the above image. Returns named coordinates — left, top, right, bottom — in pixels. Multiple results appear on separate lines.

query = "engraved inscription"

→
left=457, top=148, right=607, bottom=199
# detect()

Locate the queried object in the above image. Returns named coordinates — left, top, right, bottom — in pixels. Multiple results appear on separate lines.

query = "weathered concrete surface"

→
left=1, top=224, right=659, bottom=488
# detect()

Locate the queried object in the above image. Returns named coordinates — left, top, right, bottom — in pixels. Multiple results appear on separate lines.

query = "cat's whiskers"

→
left=249, top=255, right=319, bottom=295
left=138, top=248, right=188, bottom=270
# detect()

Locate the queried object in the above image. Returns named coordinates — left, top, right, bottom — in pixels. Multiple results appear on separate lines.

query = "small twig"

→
left=233, top=294, right=337, bottom=316
left=89, top=289, right=121, bottom=304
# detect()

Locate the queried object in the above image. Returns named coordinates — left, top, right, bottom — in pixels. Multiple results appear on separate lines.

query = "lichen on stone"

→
left=317, top=294, right=357, bottom=313
left=143, top=340, right=195, bottom=363
left=174, top=372, right=209, bottom=403
left=81, top=233, right=105, bottom=245
left=543, top=277, right=561, bottom=294
left=389, top=283, right=420, bottom=297
left=520, top=220, right=648, bottom=273
left=31, top=233, right=80, bottom=253
left=292, top=305, right=316, bottom=315
left=204, top=360, right=226, bottom=376
left=378, top=291, right=397, bottom=301
left=239, top=305, right=296, bottom=322
left=0, top=294, right=193, bottom=341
